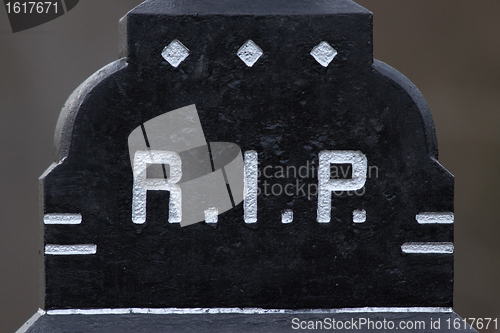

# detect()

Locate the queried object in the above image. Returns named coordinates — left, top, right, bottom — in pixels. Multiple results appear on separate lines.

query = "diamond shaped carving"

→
left=161, top=40, right=190, bottom=68
left=237, top=40, right=263, bottom=67
left=310, top=41, right=337, bottom=67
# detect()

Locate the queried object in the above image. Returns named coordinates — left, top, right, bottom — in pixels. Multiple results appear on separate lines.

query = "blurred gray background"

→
left=1, top=1, right=499, bottom=332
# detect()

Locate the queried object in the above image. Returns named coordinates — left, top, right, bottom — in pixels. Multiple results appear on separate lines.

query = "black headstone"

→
left=18, top=0, right=475, bottom=332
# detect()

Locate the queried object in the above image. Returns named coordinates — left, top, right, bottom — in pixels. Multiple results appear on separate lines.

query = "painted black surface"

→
left=40, top=0, right=453, bottom=311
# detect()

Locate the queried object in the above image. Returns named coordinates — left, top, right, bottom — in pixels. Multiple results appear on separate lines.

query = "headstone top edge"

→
left=128, top=0, right=371, bottom=16
left=372, top=59, right=440, bottom=160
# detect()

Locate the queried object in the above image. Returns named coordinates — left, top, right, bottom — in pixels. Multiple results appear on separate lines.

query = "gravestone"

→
left=17, top=0, right=477, bottom=331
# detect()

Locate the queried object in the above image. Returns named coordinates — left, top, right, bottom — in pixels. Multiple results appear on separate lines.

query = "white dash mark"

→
left=45, top=244, right=97, bottom=255
left=416, top=212, right=454, bottom=224
left=353, top=210, right=366, bottom=223
left=204, top=207, right=218, bottom=224
left=44, top=213, right=82, bottom=225
left=281, top=209, right=293, bottom=224
left=401, top=242, right=454, bottom=254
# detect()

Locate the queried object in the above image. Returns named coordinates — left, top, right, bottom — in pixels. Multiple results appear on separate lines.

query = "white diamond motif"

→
left=310, top=41, right=337, bottom=67
left=237, top=40, right=263, bottom=67
left=161, top=40, right=190, bottom=68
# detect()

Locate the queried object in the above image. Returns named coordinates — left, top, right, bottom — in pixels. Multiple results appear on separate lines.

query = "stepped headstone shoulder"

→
left=18, top=0, right=473, bottom=332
